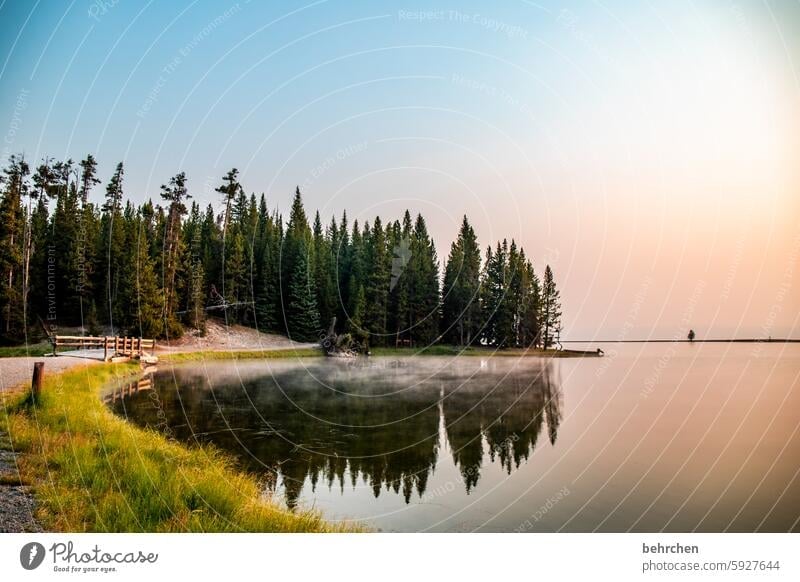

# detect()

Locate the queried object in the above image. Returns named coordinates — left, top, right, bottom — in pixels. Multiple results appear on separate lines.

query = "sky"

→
left=1, top=0, right=798, bottom=340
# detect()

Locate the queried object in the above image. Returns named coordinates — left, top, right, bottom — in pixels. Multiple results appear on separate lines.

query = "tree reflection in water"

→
left=110, top=357, right=562, bottom=508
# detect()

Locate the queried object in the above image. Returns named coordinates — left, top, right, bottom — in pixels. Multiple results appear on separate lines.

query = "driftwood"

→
left=321, top=317, right=358, bottom=358
left=37, top=315, right=55, bottom=348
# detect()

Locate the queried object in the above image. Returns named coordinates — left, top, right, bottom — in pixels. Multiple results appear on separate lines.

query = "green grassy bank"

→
left=0, top=362, right=352, bottom=532
left=157, top=346, right=322, bottom=364
left=0, top=341, right=53, bottom=357
left=370, top=345, right=594, bottom=357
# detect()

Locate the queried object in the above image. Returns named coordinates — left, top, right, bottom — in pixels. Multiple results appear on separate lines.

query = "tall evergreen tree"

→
left=159, top=172, right=191, bottom=335
left=407, top=214, right=440, bottom=346
left=390, top=212, right=413, bottom=345
left=312, top=211, right=335, bottom=329
left=127, top=212, right=164, bottom=338
left=441, top=215, right=482, bottom=345
left=541, top=265, right=562, bottom=349
left=182, top=201, right=206, bottom=332
left=75, top=155, right=100, bottom=330
left=254, top=203, right=281, bottom=332
left=281, top=187, right=319, bottom=339
left=479, top=242, right=503, bottom=346
left=363, top=216, right=391, bottom=346
left=98, top=162, right=126, bottom=330
left=78, top=154, right=100, bottom=204
left=49, top=159, right=85, bottom=324
left=517, top=253, right=541, bottom=347
left=0, top=155, right=29, bottom=338
left=284, top=246, right=320, bottom=341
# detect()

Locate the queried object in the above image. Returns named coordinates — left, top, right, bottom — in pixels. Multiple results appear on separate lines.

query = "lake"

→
left=107, top=343, right=800, bottom=532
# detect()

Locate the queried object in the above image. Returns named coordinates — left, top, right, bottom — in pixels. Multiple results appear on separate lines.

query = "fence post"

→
left=31, top=362, right=44, bottom=404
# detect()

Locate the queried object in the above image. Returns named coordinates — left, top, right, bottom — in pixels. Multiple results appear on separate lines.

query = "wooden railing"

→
left=102, top=376, right=153, bottom=404
left=53, top=335, right=156, bottom=361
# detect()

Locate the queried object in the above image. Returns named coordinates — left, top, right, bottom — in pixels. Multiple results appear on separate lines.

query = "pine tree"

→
left=215, top=169, right=243, bottom=324
left=0, top=155, right=29, bottom=338
left=182, top=202, right=206, bottom=332
left=503, top=240, right=523, bottom=346
left=127, top=213, right=164, bottom=338
left=441, top=215, right=481, bottom=345
left=334, top=210, right=350, bottom=328
left=49, top=159, right=86, bottom=324
left=215, top=168, right=241, bottom=241
left=345, top=219, right=364, bottom=334
left=281, top=187, right=319, bottom=337
left=223, top=230, right=246, bottom=318
left=541, top=265, right=562, bottom=349
left=74, top=155, right=100, bottom=330
left=363, top=216, right=390, bottom=346
left=254, top=202, right=281, bottom=332
left=159, top=172, right=191, bottom=336
left=390, top=212, right=413, bottom=345
left=407, top=214, right=440, bottom=345
left=284, top=244, right=320, bottom=341
left=27, top=196, right=50, bottom=328
left=312, top=211, right=335, bottom=329
left=98, top=162, right=126, bottom=329
left=78, top=155, right=99, bottom=204
left=200, top=203, right=221, bottom=294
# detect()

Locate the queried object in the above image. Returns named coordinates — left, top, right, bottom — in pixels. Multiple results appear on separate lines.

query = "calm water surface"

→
left=107, top=344, right=800, bottom=532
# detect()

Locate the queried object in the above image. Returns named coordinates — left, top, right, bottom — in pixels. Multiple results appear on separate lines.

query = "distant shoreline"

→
left=560, top=338, right=799, bottom=344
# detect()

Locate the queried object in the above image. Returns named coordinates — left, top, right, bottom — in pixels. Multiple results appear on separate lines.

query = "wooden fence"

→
left=102, top=376, right=153, bottom=404
left=53, top=335, right=156, bottom=361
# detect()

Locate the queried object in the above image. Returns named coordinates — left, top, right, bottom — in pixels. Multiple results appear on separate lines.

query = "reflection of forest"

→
left=111, top=359, right=562, bottom=507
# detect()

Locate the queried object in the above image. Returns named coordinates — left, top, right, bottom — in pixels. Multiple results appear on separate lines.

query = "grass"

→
left=0, top=363, right=356, bottom=532
left=158, top=344, right=594, bottom=362
left=370, top=345, right=593, bottom=357
left=0, top=341, right=53, bottom=357
left=1, top=341, right=593, bottom=360
left=158, top=346, right=323, bottom=364
left=0, top=472, right=28, bottom=486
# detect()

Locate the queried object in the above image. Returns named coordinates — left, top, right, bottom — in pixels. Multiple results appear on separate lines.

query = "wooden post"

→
left=104, top=337, right=108, bottom=361
left=31, top=362, right=44, bottom=403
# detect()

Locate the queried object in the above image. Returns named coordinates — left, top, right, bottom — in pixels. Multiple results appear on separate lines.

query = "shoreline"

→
left=157, top=344, right=599, bottom=363
left=0, top=362, right=357, bottom=533
left=0, top=344, right=598, bottom=532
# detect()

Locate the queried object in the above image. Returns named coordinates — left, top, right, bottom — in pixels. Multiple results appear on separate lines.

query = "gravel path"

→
left=0, top=355, right=98, bottom=532
left=0, top=355, right=102, bottom=393
left=0, top=447, right=42, bottom=533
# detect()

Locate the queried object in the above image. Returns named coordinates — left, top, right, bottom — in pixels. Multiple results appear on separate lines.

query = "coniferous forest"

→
left=0, top=154, right=562, bottom=349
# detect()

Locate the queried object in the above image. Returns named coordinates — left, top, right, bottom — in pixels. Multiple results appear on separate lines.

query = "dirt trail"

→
left=153, top=319, right=318, bottom=353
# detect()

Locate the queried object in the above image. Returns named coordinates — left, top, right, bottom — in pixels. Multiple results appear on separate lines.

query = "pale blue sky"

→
left=2, top=0, right=798, bottom=338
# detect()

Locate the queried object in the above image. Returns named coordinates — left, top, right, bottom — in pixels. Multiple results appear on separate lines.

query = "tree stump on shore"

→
left=31, top=362, right=44, bottom=404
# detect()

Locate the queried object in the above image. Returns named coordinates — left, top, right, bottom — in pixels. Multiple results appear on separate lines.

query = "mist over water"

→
left=109, top=346, right=800, bottom=532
